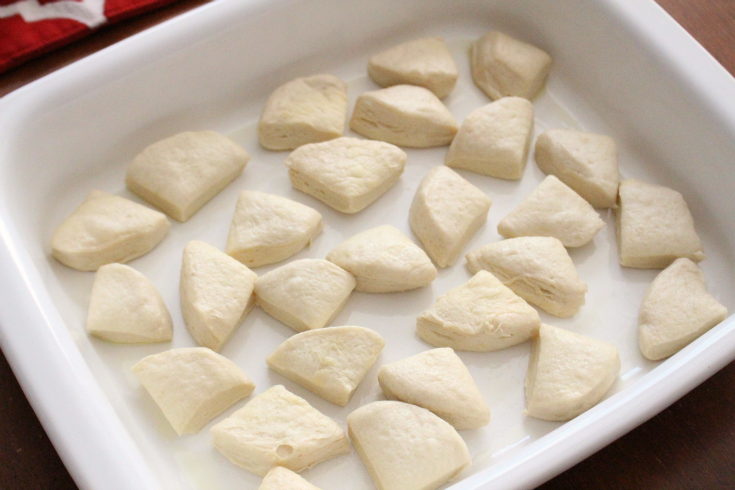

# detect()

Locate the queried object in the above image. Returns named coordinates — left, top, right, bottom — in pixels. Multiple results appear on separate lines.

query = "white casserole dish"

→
left=0, top=0, right=734, bottom=489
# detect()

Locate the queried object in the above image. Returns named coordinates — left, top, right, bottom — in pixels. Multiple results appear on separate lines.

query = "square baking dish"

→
left=0, top=0, right=734, bottom=489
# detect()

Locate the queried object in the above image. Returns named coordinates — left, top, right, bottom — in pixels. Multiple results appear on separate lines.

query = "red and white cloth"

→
left=0, top=0, right=181, bottom=73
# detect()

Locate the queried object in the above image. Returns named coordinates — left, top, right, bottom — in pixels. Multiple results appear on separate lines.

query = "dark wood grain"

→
left=0, top=352, right=78, bottom=490
left=0, top=0, right=733, bottom=489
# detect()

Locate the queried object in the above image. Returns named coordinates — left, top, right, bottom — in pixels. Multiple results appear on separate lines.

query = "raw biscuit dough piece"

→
left=326, top=225, right=437, bottom=293
left=51, top=190, right=170, bottom=271
left=349, top=85, right=459, bottom=148
left=87, top=263, right=173, bottom=343
left=466, top=237, right=587, bottom=318
left=267, top=326, right=385, bottom=406
left=639, top=258, right=727, bottom=361
left=445, top=97, right=534, bottom=180
left=347, top=401, right=471, bottom=490
left=258, top=74, right=348, bottom=150
left=535, top=129, right=619, bottom=208
left=378, top=348, right=490, bottom=430
left=210, top=385, right=349, bottom=476
left=525, top=324, right=620, bottom=421
left=417, top=270, right=540, bottom=351
left=259, top=467, right=322, bottom=490
left=254, top=259, right=356, bottom=332
left=285, top=137, right=407, bottom=213
left=132, top=347, right=255, bottom=435
left=126, top=131, right=249, bottom=221
left=225, top=191, right=323, bottom=268
left=180, top=241, right=258, bottom=352
left=616, top=179, right=705, bottom=269
left=471, top=31, right=552, bottom=100
left=409, top=166, right=492, bottom=268
left=497, top=175, right=605, bottom=247
left=368, top=37, right=458, bottom=98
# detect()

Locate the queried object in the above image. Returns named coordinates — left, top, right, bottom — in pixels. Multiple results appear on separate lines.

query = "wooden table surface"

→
left=1, top=0, right=734, bottom=488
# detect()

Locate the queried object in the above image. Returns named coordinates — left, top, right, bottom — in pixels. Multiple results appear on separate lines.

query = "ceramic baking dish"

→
left=0, top=0, right=734, bottom=489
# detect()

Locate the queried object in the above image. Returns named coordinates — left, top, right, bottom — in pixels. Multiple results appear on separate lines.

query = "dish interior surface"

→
left=1, top=1, right=734, bottom=489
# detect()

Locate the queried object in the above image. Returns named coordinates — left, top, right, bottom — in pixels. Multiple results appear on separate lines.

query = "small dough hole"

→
left=276, top=444, right=294, bottom=458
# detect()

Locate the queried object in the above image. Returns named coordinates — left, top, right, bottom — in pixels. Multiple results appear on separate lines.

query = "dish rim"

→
left=0, top=1, right=734, bottom=489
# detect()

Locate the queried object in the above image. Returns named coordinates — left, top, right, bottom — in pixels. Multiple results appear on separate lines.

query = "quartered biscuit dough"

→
left=254, top=259, right=356, bottom=332
left=409, top=166, right=492, bottom=268
left=51, top=190, right=170, bottom=271
left=258, top=74, right=348, bottom=150
left=266, top=326, right=385, bottom=406
left=378, top=348, right=491, bottom=430
left=225, top=191, right=323, bottom=268
left=326, top=225, right=437, bottom=293
left=639, top=258, right=727, bottom=361
left=258, top=467, right=322, bottom=490
left=210, top=385, right=349, bottom=476
left=285, top=137, right=407, bottom=213
left=616, top=179, right=705, bottom=269
left=525, top=324, right=620, bottom=421
left=132, top=347, right=255, bottom=435
left=445, top=97, right=534, bottom=180
left=417, top=270, right=540, bottom=351
left=368, top=37, right=458, bottom=98
left=466, top=237, right=587, bottom=318
left=471, top=31, right=552, bottom=100
left=180, top=241, right=258, bottom=352
left=349, top=85, right=459, bottom=148
left=126, top=131, right=249, bottom=221
left=347, top=401, right=471, bottom=490
left=87, top=263, right=173, bottom=343
left=535, top=129, right=619, bottom=208
left=498, top=175, right=605, bottom=247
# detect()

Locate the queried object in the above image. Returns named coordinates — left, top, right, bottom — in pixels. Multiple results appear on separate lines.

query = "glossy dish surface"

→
left=0, top=1, right=734, bottom=489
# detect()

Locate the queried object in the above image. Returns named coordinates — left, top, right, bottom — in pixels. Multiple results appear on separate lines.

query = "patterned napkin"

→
left=0, top=0, right=181, bottom=73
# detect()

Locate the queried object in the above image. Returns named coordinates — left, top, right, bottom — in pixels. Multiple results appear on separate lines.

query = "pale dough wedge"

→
left=51, top=190, right=170, bottom=271
left=471, top=31, right=552, bottom=100
left=259, top=467, right=322, bottom=490
left=368, top=37, right=458, bottom=98
left=254, top=259, right=356, bottom=332
left=378, top=348, right=490, bottom=430
left=267, top=326, right=385, bottom=406
left=349, top=85, right=459, bottom=148
left=535, top=129, right=619, bottom=208
left=326, top=225, right=437, bottom=293
left=417, top=270, right=540, bottom=351
left=126, top=131, right=249, bottom=221
left=466, top=237, right=587, bottom=318
left=409, top=166, right=492, bottom=268
left=132, top=347, right=255, bottom=435
left=498, top=175, right=605, bottom=247
left=445, top=97, right=534, bottom=180
left=225, top=191, right=323, bottom=267
left=347, top=401, right=471, bottom=490
left=525, top=324, right=620, bottom=421
left=616, top=179, right=705, bottom=268
left=258, top=74, right=348, bottom=150
left=639, top=258, right=727, bottom=361
left=285, top=137, right=407, bottom=213
left=210, top=385, right=349, bottom=476
left=87, top=263, right=173, bottom=343
left=180, top=241, right=258, bottom=352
